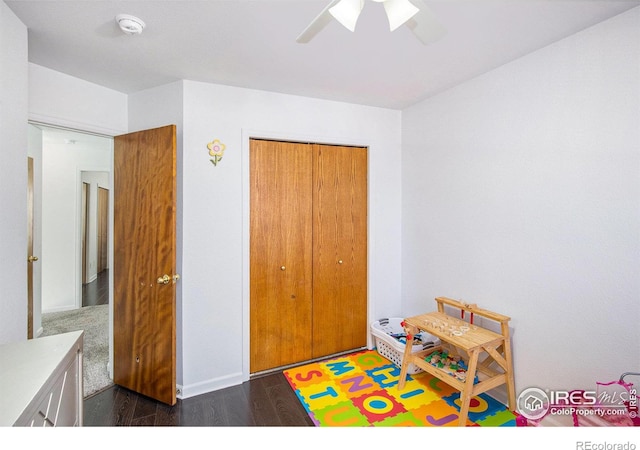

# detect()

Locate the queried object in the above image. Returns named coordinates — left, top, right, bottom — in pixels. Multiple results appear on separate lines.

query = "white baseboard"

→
left=42, top=305, right=79, bottom=314
left=177, top=372, right=244, bottom=400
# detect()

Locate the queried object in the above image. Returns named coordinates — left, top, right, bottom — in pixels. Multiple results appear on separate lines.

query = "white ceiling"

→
left=6, top=0, right=640, bottom=109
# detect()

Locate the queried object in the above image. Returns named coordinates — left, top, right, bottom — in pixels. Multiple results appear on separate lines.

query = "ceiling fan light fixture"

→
left=381, top=0, right=419, bottom=31
left=296, top=0, right=445, bottom=45
left=115, top=14, right=146, bottom=35
left=329, top=0, right=365, bottom=32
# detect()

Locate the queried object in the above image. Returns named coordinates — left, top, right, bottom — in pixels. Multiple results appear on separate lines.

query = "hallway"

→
left=82, top=269, right=108, bottom=307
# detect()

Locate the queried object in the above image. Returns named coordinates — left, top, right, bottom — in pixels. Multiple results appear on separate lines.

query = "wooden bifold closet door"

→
left=250, top=139, right=367, bottom=373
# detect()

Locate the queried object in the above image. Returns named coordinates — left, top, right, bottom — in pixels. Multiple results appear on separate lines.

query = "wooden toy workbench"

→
left=398, top=297, right=515, bottom=426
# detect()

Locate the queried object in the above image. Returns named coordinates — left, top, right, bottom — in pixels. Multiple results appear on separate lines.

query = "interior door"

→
left=81, top=182, right=89, bottom=284
left=249, top=139, right=313, bottom=373
left=97, top=187, right=109, bottom=273
left=312, top=144, right=368, bottom=357
left=27, top=157, right=36, bottom=339
left=113, top=125, right=177, bottom=405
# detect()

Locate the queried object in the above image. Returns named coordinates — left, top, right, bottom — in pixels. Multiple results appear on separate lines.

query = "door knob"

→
left=28, top=255, right=39, bottom=262
left=157, top=274, right=180, bottom=285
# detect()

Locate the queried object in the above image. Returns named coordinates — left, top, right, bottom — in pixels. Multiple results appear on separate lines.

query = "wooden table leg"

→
left=397, top=323, right=418, bottom=391
left=502, top=335, right=516, bottom=411
left=458, top=348, right=480, bottom=426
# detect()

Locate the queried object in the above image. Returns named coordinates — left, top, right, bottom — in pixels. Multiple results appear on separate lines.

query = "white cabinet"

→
left=0, top=330, right=83, bottom=426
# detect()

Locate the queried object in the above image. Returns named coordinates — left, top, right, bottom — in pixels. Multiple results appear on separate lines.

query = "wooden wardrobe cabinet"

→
left=250, top=139, right=368, bottom=373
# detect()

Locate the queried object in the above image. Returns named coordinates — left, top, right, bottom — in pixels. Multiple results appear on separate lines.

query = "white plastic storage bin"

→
left=371, top=317, right=440, bottom=374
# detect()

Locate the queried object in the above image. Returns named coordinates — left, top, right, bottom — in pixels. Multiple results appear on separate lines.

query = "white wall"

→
left=29, top=63, right=128, bottom=136
left=0, top=2, right=28, bottom=344
left=40, top=129, right=112, bottom=313
left=402, top=7, right=640, bottom=402
left=128, top=81, right=403, bottom=397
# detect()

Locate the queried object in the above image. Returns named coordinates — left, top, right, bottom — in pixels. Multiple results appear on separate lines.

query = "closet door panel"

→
left=312, top=144, right=368, bottom=358
left=250, top=139, right=313, bottom=372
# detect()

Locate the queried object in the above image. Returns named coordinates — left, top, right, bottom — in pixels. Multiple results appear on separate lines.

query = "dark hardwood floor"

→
left=82, top=269, right=109, bottom=307
left=83, top=371, right=315, bottom=426
left=82, top=269, right=312, bottom=427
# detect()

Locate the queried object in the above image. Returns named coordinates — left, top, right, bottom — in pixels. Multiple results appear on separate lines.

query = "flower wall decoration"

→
left=207, top=139, right=226, bottom=166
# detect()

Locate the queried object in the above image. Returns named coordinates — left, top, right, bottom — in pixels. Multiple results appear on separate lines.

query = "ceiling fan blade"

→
left=329, top=0, right=365, bottom=32
left=296, top=0, right=341, bottom=43
left=404, top=0, right=447, bottom=45
left=382, top=0, right=419, bottom=32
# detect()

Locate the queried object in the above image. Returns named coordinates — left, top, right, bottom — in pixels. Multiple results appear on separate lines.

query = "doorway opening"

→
left=81, top=173, right=110, bottom=307
left=29, top=122, right=114, bottom=397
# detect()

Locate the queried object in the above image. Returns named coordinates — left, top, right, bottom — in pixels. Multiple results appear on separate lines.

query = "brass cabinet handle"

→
left=280, top=266, right=286, bottom=271
left=338, top=260, right=343, bottom=264
left=28, top=255, right=39, bottom=262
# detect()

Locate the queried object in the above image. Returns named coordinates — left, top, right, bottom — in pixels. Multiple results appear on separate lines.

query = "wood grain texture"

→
left=312, top=144, right=368, bottom=357
left=403, top=312, right=504, bottom=352
left=97, top=187, right=109, bottom=273
left=113, top=125, right=177, bottom=405
left=250, top=140, right=368, bottom=371
left=82, top=183, right=89, bottom=284
left=250, top=139, right=314, bottom=372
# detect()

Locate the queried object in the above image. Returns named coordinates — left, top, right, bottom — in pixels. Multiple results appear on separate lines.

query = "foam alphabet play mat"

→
left=283, top=349, right=517, bottom=427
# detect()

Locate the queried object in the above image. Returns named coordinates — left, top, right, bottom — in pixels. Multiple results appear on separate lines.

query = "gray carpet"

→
left=41, top=304, right=113, bottom=397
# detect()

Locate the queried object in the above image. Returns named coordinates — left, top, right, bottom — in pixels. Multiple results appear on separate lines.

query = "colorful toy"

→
left=460, top=302, right=477, bottom=324
left=424, top=350, right=479, bottom=384
left=391, top=332, right=431, bottom=346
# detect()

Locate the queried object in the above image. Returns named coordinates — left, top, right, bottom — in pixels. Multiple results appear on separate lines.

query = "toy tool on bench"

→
left=460, top=301, right=477, bottom=324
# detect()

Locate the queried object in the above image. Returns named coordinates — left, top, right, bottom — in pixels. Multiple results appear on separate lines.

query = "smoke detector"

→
left=116, top=14, right=145, bottom=35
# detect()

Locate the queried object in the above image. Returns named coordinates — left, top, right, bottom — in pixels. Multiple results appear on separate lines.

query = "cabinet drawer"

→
left=2, top=331, right=83, bottom=427
left=55, top=357, right=80, bottom=426
left=23, top=355, right=78, bottom=427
